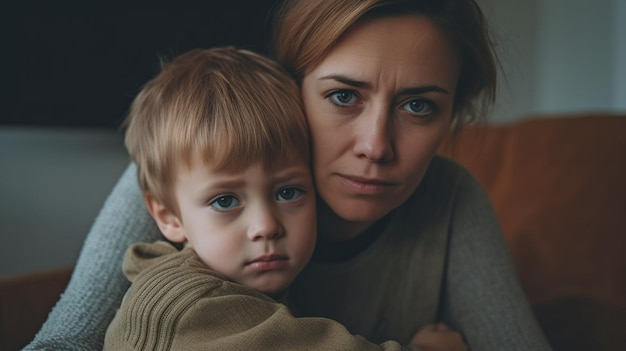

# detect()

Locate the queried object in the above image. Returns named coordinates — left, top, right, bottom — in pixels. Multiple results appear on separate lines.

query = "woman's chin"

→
left=328, top=200, right=392, bottom=225
left=316, top=193, right=400, bottom=240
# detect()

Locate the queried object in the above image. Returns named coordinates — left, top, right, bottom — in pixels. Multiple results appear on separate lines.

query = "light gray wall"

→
left=614, top=0, right=626, bottom=110
left=478, top=0, right=540, bottom=122
left=535, top=0, right=613, bottom=113
left=0, top=127, right=129, bottom=278
left=480, top=0, right=625, bottom=122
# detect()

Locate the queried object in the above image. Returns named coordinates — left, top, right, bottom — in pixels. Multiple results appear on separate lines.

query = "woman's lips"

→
left=338, top=174, right=395, bottom=195
left=245, top=255, right=289, bottom=272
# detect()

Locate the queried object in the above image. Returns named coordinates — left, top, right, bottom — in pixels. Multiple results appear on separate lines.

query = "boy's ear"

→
left=145, top=193, right=186, bottom=243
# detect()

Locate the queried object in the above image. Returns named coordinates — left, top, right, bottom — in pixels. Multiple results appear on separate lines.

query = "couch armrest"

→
left=0, top=268, right=72, bottom=351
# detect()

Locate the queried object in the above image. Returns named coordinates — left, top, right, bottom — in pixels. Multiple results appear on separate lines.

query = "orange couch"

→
left=438, top=113, right=626, bottom=351
left=1, top=114, right=625, bottom=351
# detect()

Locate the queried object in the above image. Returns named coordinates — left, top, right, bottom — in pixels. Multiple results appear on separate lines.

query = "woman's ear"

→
left=145, top=193, right=186, bottom=243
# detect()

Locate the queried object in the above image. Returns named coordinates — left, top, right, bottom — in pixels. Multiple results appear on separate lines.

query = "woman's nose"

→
left=247, top=207, right=284, bottom=241
left=352, top=108, right=394, bottom=163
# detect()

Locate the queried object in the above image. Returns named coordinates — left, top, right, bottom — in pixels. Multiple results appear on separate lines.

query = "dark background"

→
left=0, top=3, right=279, bottom=129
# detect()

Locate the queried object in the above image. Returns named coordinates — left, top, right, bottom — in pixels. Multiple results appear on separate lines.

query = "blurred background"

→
left=1, top=0, right=625, bottom=278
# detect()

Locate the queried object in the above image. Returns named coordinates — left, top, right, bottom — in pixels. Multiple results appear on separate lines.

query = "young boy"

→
left=103, top=47, right=426, bottom=350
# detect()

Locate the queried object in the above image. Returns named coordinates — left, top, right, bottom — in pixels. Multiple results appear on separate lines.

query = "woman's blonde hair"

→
left=124, top=47, right=309, bottom=213
left=272, top=0, right=498, bottom=126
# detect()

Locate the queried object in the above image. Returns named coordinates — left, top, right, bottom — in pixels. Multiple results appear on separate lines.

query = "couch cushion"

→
left=439, top=114, right=626, bottom=307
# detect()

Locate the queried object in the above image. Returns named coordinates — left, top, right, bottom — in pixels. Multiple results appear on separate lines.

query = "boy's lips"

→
left=245, top=254, right=289, bottom=272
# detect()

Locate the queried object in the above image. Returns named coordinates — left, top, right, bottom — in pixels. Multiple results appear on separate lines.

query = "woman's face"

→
left=301, top=14, right=459, bottom=239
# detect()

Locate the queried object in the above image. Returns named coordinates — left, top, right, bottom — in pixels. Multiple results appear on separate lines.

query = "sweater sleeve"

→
left=104, top=245, right=419, bottom=351
left=170, top=298, right=420, bottom=351
left=441, top=170, right=552, bottom=350
left=23, top=163, right=163, bottom=351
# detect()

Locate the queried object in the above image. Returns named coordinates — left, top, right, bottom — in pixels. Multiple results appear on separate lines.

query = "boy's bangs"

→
left=190, top=98, right=307, bottom=172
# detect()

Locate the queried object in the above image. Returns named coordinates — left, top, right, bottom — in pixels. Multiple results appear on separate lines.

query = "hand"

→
left=410, top=323, right=468, bottom=351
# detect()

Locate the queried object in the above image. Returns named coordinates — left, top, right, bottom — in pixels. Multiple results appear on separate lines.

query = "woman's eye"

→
left=276, top=187, right=304, bottom=202
left=402, top=99, right=435, bottom=116
left=209, top=195, right=241, bottom=211
left=328, top=90, right=359, bottom=106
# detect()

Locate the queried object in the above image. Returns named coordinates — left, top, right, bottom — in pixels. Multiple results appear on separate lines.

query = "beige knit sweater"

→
left=103, top=241, right=417, bottom=350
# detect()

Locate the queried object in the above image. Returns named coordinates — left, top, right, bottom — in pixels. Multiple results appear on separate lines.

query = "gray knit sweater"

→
left=24, top=156, right=552, bottom=350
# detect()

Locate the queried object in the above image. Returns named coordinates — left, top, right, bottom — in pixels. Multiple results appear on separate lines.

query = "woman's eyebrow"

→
left=319, top=74, right=449, bottom=95
left=319, top=74, right=370, bottom=89
left=400, top=86, right=449, bottom=95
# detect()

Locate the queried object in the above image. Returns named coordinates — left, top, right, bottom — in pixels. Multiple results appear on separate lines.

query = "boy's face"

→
left=167, top=156, right=316, bottom=295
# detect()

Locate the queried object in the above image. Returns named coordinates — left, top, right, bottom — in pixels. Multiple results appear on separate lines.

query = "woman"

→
left=26, top=0, right=551, bottom=350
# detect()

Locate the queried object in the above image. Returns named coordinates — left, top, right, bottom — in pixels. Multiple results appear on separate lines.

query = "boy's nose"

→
left=247, top=208, right=284, bottom=241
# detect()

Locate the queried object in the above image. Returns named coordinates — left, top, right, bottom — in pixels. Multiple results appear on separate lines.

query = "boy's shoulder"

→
left=124, top=241, right=227, bottom=284
left=106, top=241, right=280, bottom=350
left=123, top=241, right=274, bottom=303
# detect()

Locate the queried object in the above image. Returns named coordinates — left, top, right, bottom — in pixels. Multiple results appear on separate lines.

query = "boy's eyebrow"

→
left=319, top=74, right=449, bottom=95
left=198, top=178, right=244, bottom=192
left=273, top=167, right=311, bottom=182
left=196, top=167, right=309, bottom=192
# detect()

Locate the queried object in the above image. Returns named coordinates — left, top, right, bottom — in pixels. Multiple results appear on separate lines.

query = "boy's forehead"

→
left=185, top=147, right=309, bottom=174
left=174, top=154, right=310, bottom=187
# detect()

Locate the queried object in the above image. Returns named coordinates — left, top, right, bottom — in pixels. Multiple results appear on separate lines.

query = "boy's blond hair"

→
left=124, top=47, right=309, bottom=215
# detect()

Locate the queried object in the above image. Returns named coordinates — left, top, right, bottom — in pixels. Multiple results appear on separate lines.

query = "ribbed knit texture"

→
left=103, top=241, right=416, bottom=351
left=24, top=158, right=552, bottom=350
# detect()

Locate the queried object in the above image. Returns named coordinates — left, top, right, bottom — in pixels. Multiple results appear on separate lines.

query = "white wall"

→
left=535, top=0, right=613, bottom=114
left=614, top=0, right=626, bottom=110
left=0, top=127, right=129, bottom=278
left=480, top=0, right=626, bottom=122
left=478, top=0, right=539, bottom=122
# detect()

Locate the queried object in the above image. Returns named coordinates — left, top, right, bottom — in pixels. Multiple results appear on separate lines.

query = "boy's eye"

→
left=329, top=90, right=359, bottom=106
left=402, top=99, right=435, bottom=116
left=276, top=187, right=304, bottom=202
left=210, top=195, right=241, bottom=211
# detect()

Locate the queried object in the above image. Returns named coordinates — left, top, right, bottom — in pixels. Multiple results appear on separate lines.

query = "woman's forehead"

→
left=306, top=14, right=459, bottom=92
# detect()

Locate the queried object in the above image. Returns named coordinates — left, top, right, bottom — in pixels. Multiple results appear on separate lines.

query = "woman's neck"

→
left=317, top=205, right=371, bottom=242
left=313, top=201, right=392, bottom=262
